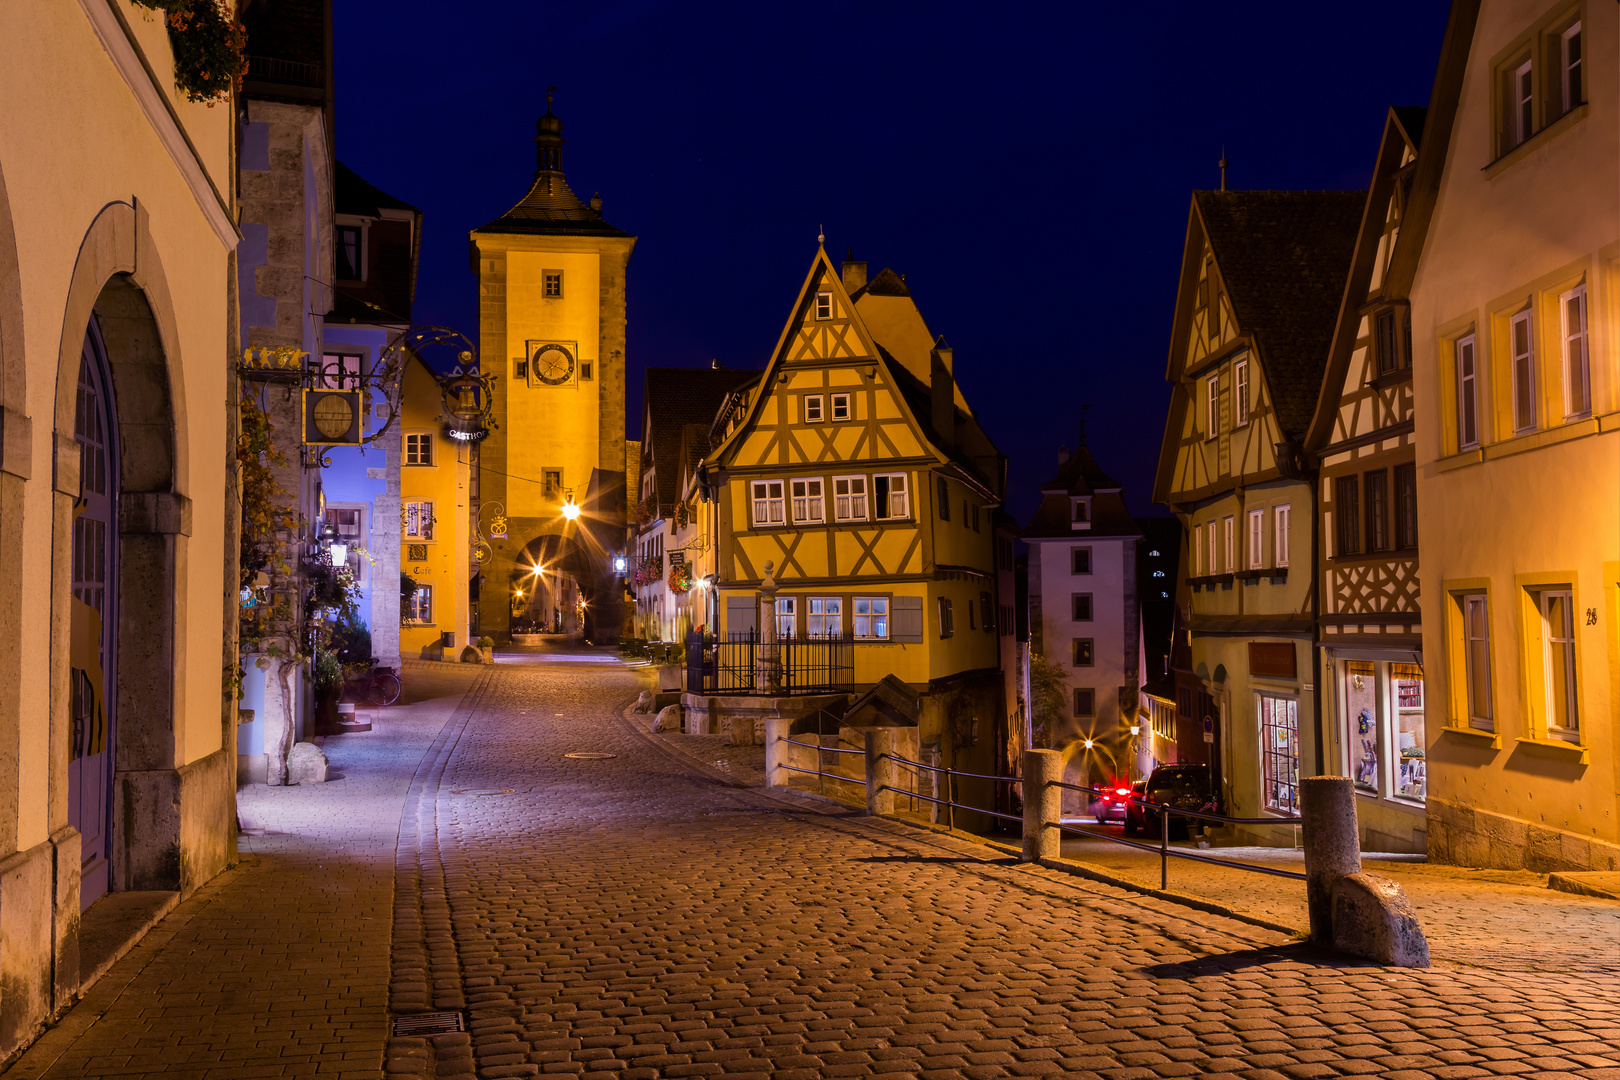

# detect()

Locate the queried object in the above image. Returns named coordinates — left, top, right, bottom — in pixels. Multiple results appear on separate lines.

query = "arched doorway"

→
left=69, top=320, right=118, bottom=909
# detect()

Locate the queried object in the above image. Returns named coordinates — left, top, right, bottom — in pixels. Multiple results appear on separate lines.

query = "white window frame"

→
left=1222, top=515, right=1235, bottom=574
left=1513, top=57, right=1534, bottom=147
left=804, top=394, right=824, bottom=423
left=1462, top=592, right=1493, bottom=730
left=405, top=581, right=433, bottom=624
left=1562, top=21, right=1583, bottom=114
left=1538, top=588, right=1579, bottom=740
left=830, top=392, right=851, bottom=421
left=790, top=477, right=824, bottom=524
left=833, top=475, right=868, bottom=521
left=807, top=596, right=842, bottom=637
left=1258, top=692, right=1300, bottom=814
left=404, top=431, right=434, bottom=467
left=1511, top=307, right=1536, bottom=434
left=874, top=473, right=908, bottom=520
left=1234, top=357, right=1250, bottom=426
left=1206, top=522, right=1218, bottom=578
left=853, top=596, right=888, bottom=640
left=1274, top=504, right=1291, bottom=568
left=776, top=596, right=797, bottom=639
left=1248, top=509, right=1265, bottom=570
left=750, top=479, right=785, bottom=527
left=814, top=291, right=833, bottom=320
left=1560, top=285, right=1590, bottom=419
left=1205, top=375, right=1219, bottom=440
left=404, top=499, right=435, bottom=542
left=1192, top=524, right=1203, bottom=576
left=1456, top=334, right=1479, bottom=450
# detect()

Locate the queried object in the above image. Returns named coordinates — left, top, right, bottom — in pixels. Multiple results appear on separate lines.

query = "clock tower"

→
left=470, top=94, right=635, bottom=641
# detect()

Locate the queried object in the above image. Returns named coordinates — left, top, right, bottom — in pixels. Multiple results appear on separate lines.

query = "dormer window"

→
left=814, top=292, right=832, bottom=320
left=804, top=394, right=823, bottom=423
left=1070, top=497, right=1092, bottom=530
left=830, top=393, right=851, bottom=421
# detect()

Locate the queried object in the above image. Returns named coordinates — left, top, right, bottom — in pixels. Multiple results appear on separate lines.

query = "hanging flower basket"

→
left=668, top=561, right=694, bottom=594
left=132, top=0, right=247, bottom=105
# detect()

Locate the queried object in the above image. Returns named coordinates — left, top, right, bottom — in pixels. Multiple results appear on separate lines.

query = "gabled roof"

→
left=476, top=170, right=632, bottom=237
left=1192, top=189, right=1365, bottom=437
left=1023, top=445, right=1141, bottom=540
left=640, top=367, right=759, bottom=509
left=335, top=161, right=418, bottom=218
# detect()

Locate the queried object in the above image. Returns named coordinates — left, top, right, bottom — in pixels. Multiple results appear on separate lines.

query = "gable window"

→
left=1511, top=308, right=1535, bottom=434
left=404, top=500, right=435, bottom=542
left=776, top=596, right=797, bottom=639
left=1394, top=463, right=1418, bottom=550
left=1222, top=516, right=1234, bottom=573
left=751, top=480, right=785, bottom=526
left=1072, top=638, right=1094, bottom=667
left=336, top=225, right=362, bottom=280
left=937, top=597, right=954, bottom=638
left=814, top=291, right=833, bottom=320
left=830, top=392, right=851, bottom=421
left=1248, top=509, right=1265, bottom=570
left=404, top=582, right=433, bottom=624
left=804, top=394, right=824, bottom=423
left=874, top=473, right=908, bottom=519
left=1073, top=688, right=1095, bottom=718
left=833, top=476, right=868, bottom=521
left=1335, top=476, right=1361, bottom=556
left=1071, top=497, right=1091, bottom=529
left=1456, top=334, right=1479, bottom=450
left=1071, top=593, right=1092, bottom=621
left=807, top=596, right=842, bottom=637
left=1205, top=376, right=1220, bottom=440
left=1560, top=21, right=1583, bottom=114
left=1461, top=592, right=1493, bottom=730
left=543, top=271, right=564, bottom=298
left=1375, top=309, right=1402, bottom=374
left=1537, top=588, right=1579, bottom=740
left=1274, top=504, right=1291, bottom=568
left=404, top=432, right=434, bottom=466
left=1071, top=547, right=1091, bottom=575
left=1561, top=284, right=1590, bottom=418
left=1365, top=469, right=1390, bottom=552
left=1234, top=357, right=1250, bottom=426
left=937, top=477, right=950, bottom=520
left=853, top=597, right=888, bottom=640
left=791, top=478, right=824, bottom=524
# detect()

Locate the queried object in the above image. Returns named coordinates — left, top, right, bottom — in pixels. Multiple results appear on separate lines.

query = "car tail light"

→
left=1115, top=788, right=1130, bottom=796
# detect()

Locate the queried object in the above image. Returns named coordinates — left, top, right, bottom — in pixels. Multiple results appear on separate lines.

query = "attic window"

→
left=804, top=394, right=823, bottom=423
left=1071, top=497, right=1091, bottom=530
left=815, top=292, right=833, bottom=320
left=830, top=393, right=851, bottom=421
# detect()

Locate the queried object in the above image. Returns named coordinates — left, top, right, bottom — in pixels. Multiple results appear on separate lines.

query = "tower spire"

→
left=535, top=86, right=565, bottom=177
left=1219, top=147, right=1229, bottom=192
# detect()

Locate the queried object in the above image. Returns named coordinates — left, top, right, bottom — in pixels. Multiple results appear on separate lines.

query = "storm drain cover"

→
left=565, top=751, right=617, bottom=760
left=392, top=1012, right=465, bottom=1037
left=449, top=789, right=514, bottom=797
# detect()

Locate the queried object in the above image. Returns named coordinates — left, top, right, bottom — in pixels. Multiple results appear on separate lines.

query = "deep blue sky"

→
left=335, top=1, right=1451, bottom=523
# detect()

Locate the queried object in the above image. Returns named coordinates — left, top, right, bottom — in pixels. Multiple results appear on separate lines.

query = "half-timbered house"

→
left=1304, top=108, right=1433, bottom=854
left=703, top=247, right=1008, bottom=799
left=1153, top=190, right=1363, bottom=838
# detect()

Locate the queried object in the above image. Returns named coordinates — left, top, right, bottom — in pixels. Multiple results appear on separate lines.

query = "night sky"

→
left=334, top=1, right=1451, bottom=523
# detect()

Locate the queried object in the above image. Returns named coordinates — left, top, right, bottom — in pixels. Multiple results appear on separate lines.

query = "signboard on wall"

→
left=1248, top=641, right=1297, bottom=679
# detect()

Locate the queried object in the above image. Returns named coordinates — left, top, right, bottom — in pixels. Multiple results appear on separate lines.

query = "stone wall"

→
left=1427, top=797, right=1620, bottom=872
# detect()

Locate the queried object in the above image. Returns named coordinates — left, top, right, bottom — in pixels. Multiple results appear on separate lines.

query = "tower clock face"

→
left=532, top=344, right=575, bottom=385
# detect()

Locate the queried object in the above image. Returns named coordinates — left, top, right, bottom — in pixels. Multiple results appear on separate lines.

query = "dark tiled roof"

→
left=1194, top=190, right=1364, bottom=436
left=1023, top=445, right=1140, bottom=539
left=850, top=267, right=909, bottom=300
left=880, top=350, right=1003, bottom=499
left=641, top=367, right=760, bottom=508
left=476, top=171, right=632, bottom=238
left=335, top=161, right=418, bottom=217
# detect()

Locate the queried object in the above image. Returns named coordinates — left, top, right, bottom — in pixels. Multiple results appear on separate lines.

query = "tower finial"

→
left=1219, top=147, right=1229, bottom=192
left=534, top=88, right=565, bottom=176
left=817, top=224, right=825, bottom=245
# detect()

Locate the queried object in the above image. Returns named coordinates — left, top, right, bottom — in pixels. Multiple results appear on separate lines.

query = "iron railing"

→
left=775, top=735, right=866, bottom=795
left=686, top=630, right=854, bottom=695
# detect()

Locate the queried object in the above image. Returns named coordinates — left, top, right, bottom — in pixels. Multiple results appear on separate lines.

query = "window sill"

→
left=1441, top=724, right=1500, bottom=749
left=1236, top=568, right=1288, bottom=583
left=1514, top=735, right=1589, bottom=763
left=1482, top=102, right=1588, bottom=179
left=1189, top=574, right=1235, bottom=590
left=1366, top=368, right=1413, bottom=390
left=1437, top=447, right=1483, bottom=473
left=1483, top=416, right=1603, bottom=461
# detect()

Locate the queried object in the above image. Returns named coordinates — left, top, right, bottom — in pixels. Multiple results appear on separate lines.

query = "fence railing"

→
left=685, top=630, right=855, bottom=695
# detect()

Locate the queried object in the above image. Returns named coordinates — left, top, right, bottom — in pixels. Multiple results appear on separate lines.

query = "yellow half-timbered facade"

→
left=1155, top=190, right=1363, bottom=837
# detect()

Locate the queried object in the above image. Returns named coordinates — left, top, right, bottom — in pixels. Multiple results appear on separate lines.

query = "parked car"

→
left=1121, top=780, right=1149, bottom=835
left=1134, top=764, right=1218, bottom=839
left=1088, top=781, right=1133, bottom=825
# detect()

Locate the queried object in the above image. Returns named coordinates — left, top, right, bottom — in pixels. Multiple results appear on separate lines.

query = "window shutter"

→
left=892, top=596, right=924, bottom=642
left=725, top=595, right=757, bottom=636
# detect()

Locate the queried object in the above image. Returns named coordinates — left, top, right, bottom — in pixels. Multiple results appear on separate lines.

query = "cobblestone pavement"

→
left=394, top=658, right=1619, bottom=1080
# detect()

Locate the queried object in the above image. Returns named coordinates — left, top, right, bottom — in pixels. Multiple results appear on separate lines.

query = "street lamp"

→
left=318, top=520, right=347, bottom=567
left=560, top=489, right=581, bottom=521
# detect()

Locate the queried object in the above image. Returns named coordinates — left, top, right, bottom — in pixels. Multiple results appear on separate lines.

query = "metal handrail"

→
left=773, top=736, right=865, bottom=798
left=887, top=753, right=1004, bottom=784
left=878, top=785, right=1024, bottom=825
left=779, top=737, right=863, bottom=755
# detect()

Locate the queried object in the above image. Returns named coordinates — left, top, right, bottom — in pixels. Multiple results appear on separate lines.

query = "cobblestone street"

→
left=10, top=649, right=1617, bottom=1080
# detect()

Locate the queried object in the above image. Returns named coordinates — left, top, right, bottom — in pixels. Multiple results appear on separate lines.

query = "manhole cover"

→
left=392, top=1011, right=465, bottom=1037
left=449, top=789, right=514, bottom=796
left=565, top=752, right=617, bottom=760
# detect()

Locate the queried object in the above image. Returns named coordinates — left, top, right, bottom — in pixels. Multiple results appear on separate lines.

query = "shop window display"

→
left=1338, top=658, right=1426, bottom=805
left=1345, top=661, right=1379, bottom=793
left=1392, top=663, right=1426, bottom=801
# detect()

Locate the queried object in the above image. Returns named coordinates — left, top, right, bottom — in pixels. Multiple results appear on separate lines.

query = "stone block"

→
left=653, top=704, right=683, bottom=733
left=458, top=645, right=484, bottom=664
left=630, top=690, right=653, bottom=714
left=1331, top=872, right=1429, bottom=967
left=287, top=741, right=328, bottom=784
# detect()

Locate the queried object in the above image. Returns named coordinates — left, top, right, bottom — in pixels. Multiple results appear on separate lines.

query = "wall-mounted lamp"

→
left=561, top=489, right=581, bottom=521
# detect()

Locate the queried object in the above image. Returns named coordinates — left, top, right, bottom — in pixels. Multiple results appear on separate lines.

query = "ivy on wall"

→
left=131, top=0, right=247, bottom=104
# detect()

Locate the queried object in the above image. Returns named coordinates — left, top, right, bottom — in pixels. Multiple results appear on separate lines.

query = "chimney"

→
left=841, top=249, right=867, bottom=293
left=1057, top=445, right=1070, bottom=465
left=930, top=335, right=955, bottom=448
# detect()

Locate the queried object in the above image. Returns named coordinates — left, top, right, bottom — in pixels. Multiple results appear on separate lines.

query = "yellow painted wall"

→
left=399, top=359, right=472, bottom=654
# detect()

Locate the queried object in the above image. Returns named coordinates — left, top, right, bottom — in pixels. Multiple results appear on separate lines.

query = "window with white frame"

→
left=1222, top=516, right=1235, bottom=573
left=833, top=476, right=868, bottom=521
left=874, top=473, right=908, bottom=519
left=1206, top=522, right=1218, bottom=578
left=1192, top=523, right=1203, bottom=576
left=1205, top=375, right=1219, bottom=440
left=1560, top=285, right=1590, bottom=418
left=791, top=478, right=824, bottom=523
left=853, top=597, right=888, bottom=639
left=1274, top=504, right=1291, bottom=568
left=1537, top=588, right=1579, bottom=741
left=1512, top=57, right=1534, bottom=148
left=404, top=500, right=435, bottom=541
left=814, top=292, right=832, bottom=320
left=1461, top=592, right=1493, bottom=730
left=776, top=596, right=797, bottom=639
left=807, top=596, right=842, bottom=637
left=830, top=392, right=851, bottom=421
left=1560, top=21, right=1583, bottom=114
left=804, top=394, right=824, bottom=423
left=1258, top=692, right=1300, bottom=814
left=1511, top=308, right=1535, bottom=433
left=1234, top=357, right=1250, bottom=426
left=751, top=480, right=785, bottom=526
left=1456, top=334, right=1479, bottom=450
left=1248, top=509, right=1265, bottom=570
left=404, top=582, right=433, bottom=624
left=405, top=432, right=434, bottom=466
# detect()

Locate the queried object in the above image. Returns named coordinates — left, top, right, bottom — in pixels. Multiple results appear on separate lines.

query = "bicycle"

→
left=344, top=659, right=402, bottom=707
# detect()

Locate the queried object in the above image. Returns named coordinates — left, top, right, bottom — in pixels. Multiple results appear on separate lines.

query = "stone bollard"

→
left=1022, top=749, right=1062, bottom=862
left=864, top=727, right=898, bottom=816
left=764, top=715, right=808, bottom=788
left=1300, top=776, right=1364, bottom=944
